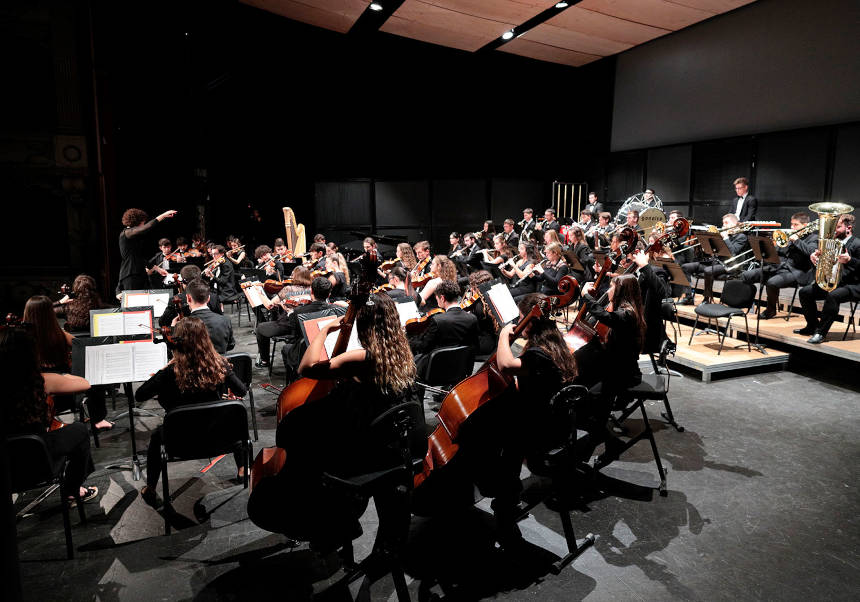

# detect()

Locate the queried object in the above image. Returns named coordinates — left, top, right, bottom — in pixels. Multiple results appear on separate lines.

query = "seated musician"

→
left=588, top=211, right=614, bottom=250
left=226, top=236, right=249, bottom=267
left=253, top=269, right=316, bottom=368
left=464, top=270, right=497, bottom=355
left=741, top=212, right=818, bottom=319
left=175, top=236, right=190, bottom=258
left=535, top=207, right=560, bottom=236
left=280, top=278, right=346, bottom=381
left=543, top=228, right=563, bottom=248
left=575, top=273, right=646, bottom=463
left=480, top=220, right=496, bottom=249
left=408, top=280, right=479, bottom=378
left=159, top=265, right=222, bottom=327
left=578, top=209, right=594, bottom=230
left=505, top=242, right=542, bottom=299
left=519, top=207, right=537, bottom=242
left=383, top=267, right=408, bottom=299
left=314, top=233, right=327, bottom=245
left=501, top=218, right=519, bottom=248
left=138, top=317, right=248, bottom=506
left=323, top=254, right=350, bottom=300
left=325, top=241, right=338, bottom=257
left=272, top=238, right=289, bottom=261
left=454, top=233, right=483, bottom=273
left=624, top=211, right=647, bottom=250
left=362, top=236, right=377, bottom=257
left=307, top=242, right=327, bottom=271
left=247, top=294, right=419, bottom=555
left=796, top=213, right=860, bottom=344
left=566, top=225, right=595, bottom=283
left=172, top=279, right=234, bottom=354
left=474, top=292, right=578, bottom=548
left=396, top=242, right=418, bottom=273
left=203, top=245, right=238, bottom=301
left=533, top=242, right=570, bottom=296
left=146, top=238, right=174, bottom=288
left=1, top=326, right=99, bottom=505
left=479, top=234, right=512, bottom=276
left=54, top=274, right=110, bottom=333
left=448, top=232, right=465, bottom=258
left=679, top=213, right=749, bottom=304
left=415, top=255, right=458, bottom=309
left=255, top=244, right=282, bottom=278
left=412, top=240, right=433, bottom=276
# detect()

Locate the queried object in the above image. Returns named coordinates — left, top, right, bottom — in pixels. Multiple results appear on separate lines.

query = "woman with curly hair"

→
left=118, top=207, right=177, bottom=294
left=249, top=293, right=420, bottom=551
left=396, top=242, right=417, bottom=271
left=54, top=274, right=108, bottom=333
left=416, top=254, right=458, bottom=308
left=1, top=326, right=98, bottom=504
left=136, top=316, right=247, bottom=505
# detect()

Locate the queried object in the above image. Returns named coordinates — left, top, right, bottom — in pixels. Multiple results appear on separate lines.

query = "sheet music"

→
left=242, top=283, right=267, bottom=308
left=132, top=344, right=168, bottom=382
left=149, top=294, right=170, bottom=317
left=395, top=300, right=421, bottom=326
left=123, top=291, right=170, bottom=317
left=92, top=312, right=124, bottom=337
left=488, top=283, right=520, bottom=325
left=123, top=311, right=151, bottom=336
left=322, top=319, right=363, bottom=359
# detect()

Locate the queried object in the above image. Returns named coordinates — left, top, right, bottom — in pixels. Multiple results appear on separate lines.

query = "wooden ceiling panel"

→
left=382, top=0, right=520, bottom=52
left=417, top=0, right=557, bottom=24
left=499, top=37, right=601, bottom=68
left=521, top=22, right=633, bottom=56
left=670, top=0, right=756, bottom=12
left=545, top=6, right=670, bottom=46
left=577, top=0, right=716, bottom=31
left=240, top=0, right=367, bottom=34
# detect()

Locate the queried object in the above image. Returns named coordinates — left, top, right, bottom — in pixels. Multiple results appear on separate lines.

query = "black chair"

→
left=520, top=385, right=596, bottom=574
left=321, top=401, right=426, bottom=602
left=8, top=434, right=86, bottom=559
left=225, top=352, right=258, bottom=441
left=159, top=400, right=252, bottom=535
left=223, top=293, right=251, bottom=327
left=687, top=279, right=755, bottom=355
left=270, top=306, right=347, bottom=379
left=415, top=345, right=475, bottom=404
left=783, top=282, right=801, bottom=321
left=640, top=340, right=683, bottom=432
left=661, top=298, right=683, bottom=345
left=843, top=300, right=858, bottom=341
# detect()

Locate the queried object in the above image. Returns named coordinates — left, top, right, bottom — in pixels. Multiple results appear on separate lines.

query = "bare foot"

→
left=94, top=420, right=114, bottom=430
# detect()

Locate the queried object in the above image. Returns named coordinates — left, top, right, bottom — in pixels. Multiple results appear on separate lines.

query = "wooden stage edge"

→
left=673, top=295, right=860, bottom=364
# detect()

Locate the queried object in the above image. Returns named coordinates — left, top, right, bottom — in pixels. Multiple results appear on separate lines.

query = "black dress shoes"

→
left=793, top=327, right=816, bottom=335
left=757, top=309, right=777, bottom=320
left=807, top=333, right=825, bottom=344
left=677, top=295, right=694, bottom=306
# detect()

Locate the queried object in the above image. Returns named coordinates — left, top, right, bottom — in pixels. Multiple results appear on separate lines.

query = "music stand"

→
left=745, top=235, right=781, bottom=355
left=693, top=233, right=734, bottom=303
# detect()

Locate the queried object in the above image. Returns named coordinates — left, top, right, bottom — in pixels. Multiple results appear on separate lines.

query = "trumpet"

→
left=772, top=221, right=819, bottom=248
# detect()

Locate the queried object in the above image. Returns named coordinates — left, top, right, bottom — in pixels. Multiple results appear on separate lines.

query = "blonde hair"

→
left=397, top=243, right=417, bottom=270
left=356, top=294, right=416, bottom=395
left=432, top=255, right=458, bottom=282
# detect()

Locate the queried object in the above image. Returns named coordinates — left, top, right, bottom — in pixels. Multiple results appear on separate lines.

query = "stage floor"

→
left=12, top=305, right=860, bottom=601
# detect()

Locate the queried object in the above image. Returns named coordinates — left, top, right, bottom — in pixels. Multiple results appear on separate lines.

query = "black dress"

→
left=118, top=219, right=161, bottom=293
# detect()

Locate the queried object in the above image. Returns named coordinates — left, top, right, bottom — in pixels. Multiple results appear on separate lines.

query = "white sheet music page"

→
left=395, top=300, right=421, bottom=326
left=122, top=310, right=152, bottom=336
left=85, top=344, right=134, bottom=385
left=132, top=344, right=168, bottom=382
left=323, top=322, right=363, bottom=359
left=488, top=283, right=520, bottom=325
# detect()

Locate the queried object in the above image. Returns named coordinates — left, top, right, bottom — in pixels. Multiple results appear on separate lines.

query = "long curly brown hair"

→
left=397, top=243, right=417, bottom=270
left=64, top=274, right=103, bottom=331
left=432, top=255, right=458, bottom=282
left=171, top=317, right=230, bottom=392
left=517, top=293, right=577, bottom=383
left=355, top=294, right=416, bottom=395
left=0, top=328, right=50, bottom=430
left=23, top=295, right=69, bottom=371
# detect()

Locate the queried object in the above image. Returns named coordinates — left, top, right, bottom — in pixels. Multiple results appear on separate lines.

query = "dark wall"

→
left=611, top=0, right=860, bottom=152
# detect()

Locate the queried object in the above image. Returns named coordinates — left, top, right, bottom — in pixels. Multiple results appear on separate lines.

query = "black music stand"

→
left=694, top=232, right=734, bottom=302
left=745, top=235, right=781, bottom=355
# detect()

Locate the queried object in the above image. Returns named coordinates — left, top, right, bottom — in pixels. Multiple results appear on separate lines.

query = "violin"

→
left=226, top=244, right=245, bottom=257
left=262, top=278, right=293, bottom=295
left=404, top=308, right=444, bottom=335
left=203, top=255, right=226, bottom=277
left=248, top=250, right=380, bottom=529
left=459, top=290, right=481, bottom=309
left=372, top=283, right=395, bottom=294
left=411, top=271, right=437, bottom=290
left=411, top=255, right=431, bottom=278
left=411, top=275, right=580, bottom=513
left=310, top=269, right=333, bottom=279
left=377, top=258, right=399, bottom=274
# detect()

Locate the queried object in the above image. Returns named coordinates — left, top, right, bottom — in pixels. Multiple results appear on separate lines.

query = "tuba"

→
left=809, top=202, right=854, bottom=292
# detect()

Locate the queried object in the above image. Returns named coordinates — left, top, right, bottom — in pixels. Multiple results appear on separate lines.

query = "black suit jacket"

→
left=190, top=307, right=235, bottom=354
left=502, top=231, right=519, bottom=248
left=735, top=195, right=758, bottom=222
left=158, top=292, right=222, bottom=327
left=839, top=236, right=860, bottom=287
left=280, top=299, right=332, bottom=341
left=409, top=306, right=479, bottom=357
left=774, top=233, right=818, bottom=285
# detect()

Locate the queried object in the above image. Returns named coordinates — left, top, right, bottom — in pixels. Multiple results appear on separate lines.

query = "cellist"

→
left=246, top=293, right=419, bottom=557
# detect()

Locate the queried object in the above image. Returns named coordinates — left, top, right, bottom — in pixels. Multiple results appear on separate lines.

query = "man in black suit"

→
left=456, top=233, right=484, bottom=273
left=740, top=212, right=818, bottom=319
left=159, top=265, right=222, bottom=327
left=679, top=213, right=750, bottom=304
left=255, top=276, right=332, bottom=368
left=409, top=281, right=479, bottom=379
left=732, top=177, right=758, bottom=222
left=205, top=245, right=238, bottom=300
left=535, top=208, right=560, bottom=237
left=583, top=191, right=604, bottom=217
left=501, top=219, right=519, bottom=248
left=175, top=279, right=234, bottom=354
left=518, top=208, right=537, bottom=243
left=796, top=213, right=860, bottom=343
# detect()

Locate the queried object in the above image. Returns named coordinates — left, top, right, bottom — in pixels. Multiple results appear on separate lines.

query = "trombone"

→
left=771, top=221, right=818, bottom=248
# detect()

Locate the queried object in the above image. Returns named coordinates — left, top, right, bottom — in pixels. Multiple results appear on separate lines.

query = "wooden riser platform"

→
left=673, top=295, right=860, bottom=363
left=661, top=330, right=789, bottom=382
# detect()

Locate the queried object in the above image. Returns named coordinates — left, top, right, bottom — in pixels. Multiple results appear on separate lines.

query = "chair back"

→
left=720, top=279, right=755, bottom=309
left=7, top=434, right=60, bottom=491
left=546, top=385, right=591, bottom=451
left=660, top=300, right=677, bottom=321
left=162, top=400, right=249, bottom=461
left=423, top=345, right=474, bottom=387
left=225, top=352, right=252, bottom=388
left=367, top=401, right=426, bottom=475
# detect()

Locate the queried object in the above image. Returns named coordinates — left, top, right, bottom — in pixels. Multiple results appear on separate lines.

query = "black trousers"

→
left=799, top=283, right=856, bottom=335
left=255, top=320, right=290, bottom=360
left=681, top=261, right=727, bottom=300
left=43, top=422, right=94, bottom=492
left=741, top=268, right=798, bottom=310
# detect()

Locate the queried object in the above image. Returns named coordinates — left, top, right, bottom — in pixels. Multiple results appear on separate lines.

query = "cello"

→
left=412, top=275, right=579, bottom=509
left=248, top=250, right=379, bottom=509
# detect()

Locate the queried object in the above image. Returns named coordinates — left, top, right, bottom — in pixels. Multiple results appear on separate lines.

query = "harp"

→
left=282, top=207, right=306, bottom=257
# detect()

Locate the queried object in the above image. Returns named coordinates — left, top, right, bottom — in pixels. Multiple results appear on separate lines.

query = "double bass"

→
left=247, top=250, right=379, bottom=525
left=412, top=275, right=579, bottom=512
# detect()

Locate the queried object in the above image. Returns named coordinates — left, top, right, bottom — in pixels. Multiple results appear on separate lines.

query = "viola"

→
left=248, top=250, right=380, bottom=526
left=412, top=276, right=580, bottom=513
left=404, top=308, right=444, bottom=335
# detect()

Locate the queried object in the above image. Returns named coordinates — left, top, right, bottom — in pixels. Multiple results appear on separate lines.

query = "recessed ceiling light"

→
left=369, top=2, right=383, bottom=11
left=501, top=30, right=515, bottom=41
left=555, top=1, right=569, bottom=8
